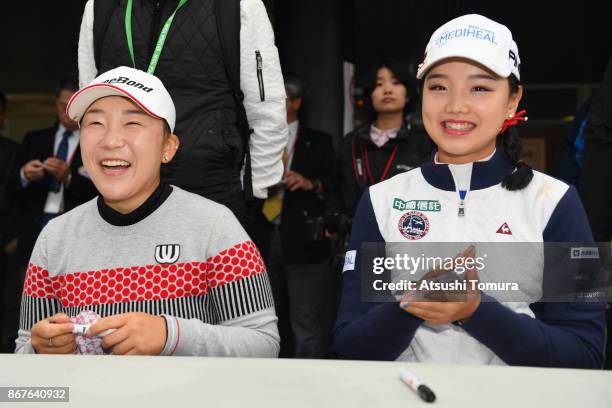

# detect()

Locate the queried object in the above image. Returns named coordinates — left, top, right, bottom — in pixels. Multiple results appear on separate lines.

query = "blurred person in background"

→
left=323, top=61, right=433, bottom=353
left=248, top=75, right=336, bottom=358
left=580, top=54, right=612, bottom=369
left=0, top=90, right=11, bottom=138
left=558, top=94, right=595, bottom=189
left=0, top=90, right=18, bottom=242
left=0, top=90, right=20, bottom=352
left=331, top=59, right=432, bottom=225
left=7, top=76, right=98, bottom=278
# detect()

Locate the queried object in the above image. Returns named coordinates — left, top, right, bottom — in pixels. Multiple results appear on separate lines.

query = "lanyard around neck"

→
left=125, top=0, right=188, bottom=74
left=363, top=143, right=398, bottom=184
left=351, top=138, right=398, bottom=185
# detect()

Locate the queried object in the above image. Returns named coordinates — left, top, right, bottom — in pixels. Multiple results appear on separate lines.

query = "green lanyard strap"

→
left=125, top=0, right=188, bottom=74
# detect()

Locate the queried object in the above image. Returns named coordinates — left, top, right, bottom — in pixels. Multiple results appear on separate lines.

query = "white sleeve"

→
left=78, top=0, right=98, bottom=88
left=160, top=309, right=280, bottom=357
left=19, top=167, right=30, bottom=188
left=14, top=331, right=36, bottom=354
left=239, top=0, right=288, bottom=199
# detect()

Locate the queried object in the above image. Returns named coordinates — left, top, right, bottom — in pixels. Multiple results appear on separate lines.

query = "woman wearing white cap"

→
left=15, top=66, right=279, bottom=357
left=334, top=15, right=605, bottom=367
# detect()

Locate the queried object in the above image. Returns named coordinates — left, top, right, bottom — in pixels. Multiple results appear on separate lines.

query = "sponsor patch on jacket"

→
left=570, top=247, right=599, bottom=259
left=343, top=250, right=356, bottom=273
left=393, top=198, right=441, bottom=212
left=398, top=211, right=429, bottom=240
left=496, top=222, right=512, bottom=235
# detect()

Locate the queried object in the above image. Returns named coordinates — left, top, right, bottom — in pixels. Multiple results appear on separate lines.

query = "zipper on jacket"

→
left=458, top=190, right=466, bottom=217
left=255, top=50, right=265, bottom=101
left=456, top=190, right=468, bottom=241
left=148, top=1, right=165, bottom=63
left=448, top=163, right=472, bottom=240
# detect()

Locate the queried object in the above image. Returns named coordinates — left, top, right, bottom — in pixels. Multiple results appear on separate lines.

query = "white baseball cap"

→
left=416, top=14, right=521, bottom=81
left=67, top=66, right=176, bottom=132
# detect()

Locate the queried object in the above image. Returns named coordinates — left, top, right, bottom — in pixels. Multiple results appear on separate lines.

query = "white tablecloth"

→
left=1, top=354, right=611, bottom=407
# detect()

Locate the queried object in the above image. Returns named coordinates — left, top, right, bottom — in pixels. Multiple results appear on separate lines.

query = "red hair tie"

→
left=500, top=109, right=528, bottom=134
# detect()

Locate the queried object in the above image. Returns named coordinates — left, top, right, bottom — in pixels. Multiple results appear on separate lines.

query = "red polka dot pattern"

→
left=22, top=240, right=266, bottom=308
left=206, top=240, right=265, bottom=289
left=22, top=263, right=54, bottom=299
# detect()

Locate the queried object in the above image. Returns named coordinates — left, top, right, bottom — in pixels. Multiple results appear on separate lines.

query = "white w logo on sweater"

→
left=155, top=244, right=180, bottom=264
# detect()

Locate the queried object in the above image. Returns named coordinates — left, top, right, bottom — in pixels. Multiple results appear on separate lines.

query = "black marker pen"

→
left=399, top=367, right=436, bottom=403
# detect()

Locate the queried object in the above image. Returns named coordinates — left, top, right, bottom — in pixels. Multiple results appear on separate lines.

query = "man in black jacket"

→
left=0, top=90, right=18, bottom=249
left=582, top=56, right=612, bottom=244
left=249, top=76, right=335, bottom=358
left=78, top=0, right=287, bottom=224
left=5, top=79, right=97, bottom=351
left=7, top=77, right=98, bottom=271
left=580, top=55, right=612, bottom=369
left=0, top=90, right=20, bottom=352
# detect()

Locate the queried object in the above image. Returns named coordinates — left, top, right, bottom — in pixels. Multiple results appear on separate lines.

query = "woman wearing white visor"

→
left=15, top=66, right=279, bottom=357
left=335, top=14, right=605, bottom=368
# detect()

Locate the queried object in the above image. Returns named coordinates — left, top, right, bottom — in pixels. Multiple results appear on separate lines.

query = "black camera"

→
left=305, top=215, right=325, bottom=242
left=324, top=212, right=352, bottom=236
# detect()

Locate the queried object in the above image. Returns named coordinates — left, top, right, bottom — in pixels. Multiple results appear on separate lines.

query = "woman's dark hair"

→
left=498, top=74, right=533, bottom=191
left=363, top=59, right=418, bottom=122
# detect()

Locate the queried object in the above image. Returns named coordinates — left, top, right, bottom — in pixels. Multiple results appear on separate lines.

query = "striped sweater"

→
left=15, top=186, right=279, bottom=356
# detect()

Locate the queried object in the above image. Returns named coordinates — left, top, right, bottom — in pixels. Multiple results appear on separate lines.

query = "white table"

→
left=1, top=354, right=611, bottom=407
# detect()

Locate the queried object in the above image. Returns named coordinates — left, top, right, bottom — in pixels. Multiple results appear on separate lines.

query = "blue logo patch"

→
left=398, top=211, right=429, bottom=240
left=436, top=25, right=497, bottom=47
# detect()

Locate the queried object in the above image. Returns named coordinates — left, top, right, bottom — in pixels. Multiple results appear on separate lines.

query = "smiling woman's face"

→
left=422, top=58, right=522, bottom=164
left=79, top=96, right=178, bottom=213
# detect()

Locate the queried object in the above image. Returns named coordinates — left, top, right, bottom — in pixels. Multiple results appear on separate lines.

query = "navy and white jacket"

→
left=334, top=150, right=605, bottom=368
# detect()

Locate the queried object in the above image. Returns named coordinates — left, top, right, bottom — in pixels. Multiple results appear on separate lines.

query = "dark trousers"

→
left=267, top=229, right=328, bottom=358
